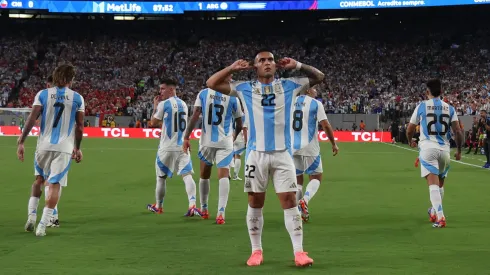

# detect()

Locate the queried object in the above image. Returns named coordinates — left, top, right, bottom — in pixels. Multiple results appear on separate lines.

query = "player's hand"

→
left=73, top=149, right=83, bottom=163
left=153, top=96, right=161, bottom=106
left=277, top=57, right=298, bottom=70
left=229, top=59, right=251, bottom=72
left=454, top=151, right=461, bottom=161
left=17, top=143, right=24, bottom=162
left=410, top=140, right=418, bottom=148
left=332, top=144, right=339, bottom=156
left=183, top=139, right=191, bottom=154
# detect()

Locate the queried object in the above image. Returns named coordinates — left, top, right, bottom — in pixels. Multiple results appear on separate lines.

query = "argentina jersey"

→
left=154, top=96, right=189, bottom=152
left=194, top=88, right=243, bottom=149
left=409, top=98, right=459, bottom=152
left=33, top=87, right=85, bottom=154
left=230, top=77, right=309, bottom=152
left=293, top=95, right=328, bottom=156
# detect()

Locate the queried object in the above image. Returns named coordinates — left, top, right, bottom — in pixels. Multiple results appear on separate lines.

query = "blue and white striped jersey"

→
left=409, top=98, right=458, bottom=152
left=194, top=88, right=243, bottom=149
left=230, top=77, right=309, bottom=152
left=154, top=96, right=189, bottom=152
left=33, top=87, right=85, bottom=154
left=292, top=95, right=328, bottom=156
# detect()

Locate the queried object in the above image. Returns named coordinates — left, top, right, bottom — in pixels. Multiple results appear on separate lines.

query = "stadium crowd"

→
left=1, top=19, right=489, bottom=122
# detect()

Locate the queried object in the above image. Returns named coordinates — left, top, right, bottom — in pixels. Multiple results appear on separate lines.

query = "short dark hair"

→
left=161, top=78, right=178, bottom=86
left=253, top=48, right=274, bottom=60
left=426, top=79, right=442, bottom=97
left=47, top=75, right=53, bottom=83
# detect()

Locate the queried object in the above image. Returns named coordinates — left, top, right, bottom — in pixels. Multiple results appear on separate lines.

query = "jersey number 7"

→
left=53, top=102, right=65, bottom=128
left=427, top=113, right=450, bottom=135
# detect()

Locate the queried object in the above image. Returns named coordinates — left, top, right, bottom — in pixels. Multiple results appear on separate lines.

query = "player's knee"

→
left=277, top=192, right=297, bottom=209
left=310, top=173, right=322, bottom=182
left=34, top=176, right=44, bottom=187
left=247, top=192, right=265, bottom=208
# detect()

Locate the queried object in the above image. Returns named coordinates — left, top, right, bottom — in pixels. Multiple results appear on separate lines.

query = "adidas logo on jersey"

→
left=289, top=183, right=297, bottom=189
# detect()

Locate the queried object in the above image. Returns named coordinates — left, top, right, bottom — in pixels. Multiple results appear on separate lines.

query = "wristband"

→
left=295, top=62, right=303, bottom=70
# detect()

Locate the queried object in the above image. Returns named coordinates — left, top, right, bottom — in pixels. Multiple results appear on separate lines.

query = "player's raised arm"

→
left=278, top=57, right=325, bottom=87
left=206, top=60, right=251, bottom=95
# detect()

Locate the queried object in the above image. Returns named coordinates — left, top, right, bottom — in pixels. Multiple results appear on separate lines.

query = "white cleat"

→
left=25, top=219, right=36, bottom=232
left=35, top=224, right=47, bottom=237
left=232, top=176, right=243, bottom=181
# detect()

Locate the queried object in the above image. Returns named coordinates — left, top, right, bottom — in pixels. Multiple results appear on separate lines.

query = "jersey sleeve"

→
left=233, top=98, right=244, bottom=119
left=32, top=91, right=44, bottom=107
left=449, top=106, right=458, bottom=123
left=153, top=101, right=165, bottom=120
left=409, top=105, right=420, bottom=125
left=194, top=91, right=203, bottom=108
left=77, top=95, right=85, bottom=112
left=286, top=77, right=310, bottom=96
left=316, top=100, right=328, bottom=122
left=229, top=81, right=247, bottom=97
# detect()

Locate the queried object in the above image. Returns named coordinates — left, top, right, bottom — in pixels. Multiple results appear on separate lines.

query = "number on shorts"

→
left=207, top=103, right=224, bottom=125
left=174, top=111, right=186, bottom=132
left=53, top=102, right=65, bottom=128
left=261, top=94, right=276, bottom=106
left=245, top=165, right=256, bottom=179
left=292, top=110, right=303, bottom=131
left=427, top=113, right=450, bottom=135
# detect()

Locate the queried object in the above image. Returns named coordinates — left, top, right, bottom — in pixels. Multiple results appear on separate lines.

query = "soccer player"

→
left=292, top=86, right=338, bottom=223
left=478, top=110, right=490, bottom=168
left=231, top=111, right=248, bottom=181
left=206, top=49, right=325, bottom=267
left=406, top=79, right=463, bottom=228
left=183, top=74, right=243, bottom=224
left=147, top=79, right=199, bottom=216
left=17, top=64, right=85, bottom=237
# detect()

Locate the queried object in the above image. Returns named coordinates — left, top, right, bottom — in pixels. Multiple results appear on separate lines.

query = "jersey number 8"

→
left=292, top=110, right=303, bottom=131
left=427, top=113, right=450, bottom=135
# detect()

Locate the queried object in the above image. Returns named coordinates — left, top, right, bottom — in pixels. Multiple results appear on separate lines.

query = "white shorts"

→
left=293, top=155, right=323, bottom=176
left=198, top=146, right=234, bottom=168
left=244, top=150, right=297, bottom=193
left=419, top=148, right=450, bottom=178
left=34, top=150, right=72, bottom=187
left=233, top=141, right=246, bottom=156
left=156, top=150, right=194, bottom=178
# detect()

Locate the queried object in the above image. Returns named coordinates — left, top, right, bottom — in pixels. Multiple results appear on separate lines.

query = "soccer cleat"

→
left=294, top=251, right=314, bottom=267
left=216, top=214, right=225, bottom=225
left=147, top=204, right=163, bottom=214
left=246, top=250, right=263, bottom=266
left=232, top=176, right=243, bottom=181
left=25, top=219, right=36, bottom=232
left=427, top=207, right=437, bottom=223
left=47, top=218, right=60, bottom=228
left=414, top=157, right=420, bottom=168
left=483, top=163, right=490, bottom=169
left=201, top=209, right=209, bottom=220
left=35, top=224, right=47, bottom=237
left=432, top=217, right=447, bottom=228
left=184, top=206, right=202, bottom=217
left=298, top=199, right=310, bottom=222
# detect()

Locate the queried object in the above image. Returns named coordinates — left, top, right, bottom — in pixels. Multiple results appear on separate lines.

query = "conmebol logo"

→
left=0, top=0, right=8, bottom=8
left=237, top=3, right=266, bottom=9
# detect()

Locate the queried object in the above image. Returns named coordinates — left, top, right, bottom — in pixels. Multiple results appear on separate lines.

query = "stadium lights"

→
left=319, top=17, right=360, bottom=22
left=9, top=14, right=34, bottom=19
left=114, top=16, right=135, bottom=20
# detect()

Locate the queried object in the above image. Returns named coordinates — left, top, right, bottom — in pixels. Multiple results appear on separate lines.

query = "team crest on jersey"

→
left=252, top=88, right=261, bottom=95
left=264, top=86, right=272, bottom=95
left=273, top=83, right=283, bottom=94
left=245, top=179, right=252, bottom=188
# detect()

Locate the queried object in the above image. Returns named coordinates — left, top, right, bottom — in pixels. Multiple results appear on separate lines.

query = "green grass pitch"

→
left=0, top=137, right=489, bottom=274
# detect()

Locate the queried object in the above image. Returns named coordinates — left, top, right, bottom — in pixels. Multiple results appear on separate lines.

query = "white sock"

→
left=156, top=176, right=166, bottom=209
left=199, top=178, right=210, bottom=210
left=28, top=196, right=40, bottom=220
left=234, top=159, right=242, bottom=177
left=39, top=207, right=54, bottom=228
left=183, top=175, right=197, bottom=207
left=296, top=185, right=303, bottom=202
left=247, top=205, right=263, bottom=252
left=284, top=207, right=303, bottom=254
left=218, top=177, right=230, bottom=218
left=429, top=185, right=444, bottom=220
left=46, top=185, right=61, bottom=219
left=439, top=187, right=444, bottom=200
left=304, top=179, right=320, bottom=204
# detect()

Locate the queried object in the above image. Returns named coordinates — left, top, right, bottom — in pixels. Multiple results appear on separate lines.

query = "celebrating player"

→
left=406, top=79, right=463, bottom=228
left=183, top=73, right=243, bottom=224
left=292, top=86, right=338, bottom=223
left=147, top=79, right=199, bottom=216
left=18, top=64, right=85, bottom=237
left=231, top=109, right=248, bottom=181
left=206, top=49, right=324, bottom=267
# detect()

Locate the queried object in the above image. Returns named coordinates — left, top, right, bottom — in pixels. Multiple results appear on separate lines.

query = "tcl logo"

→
left=101, top=128, right=129, bottom=138
left=352, top=132, right=381, bottom=142
left=318, top=131, right=338, bottom=141
left=29, top=126, right=40, bottom=136
left=142, top=128, right=162, bottom=138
